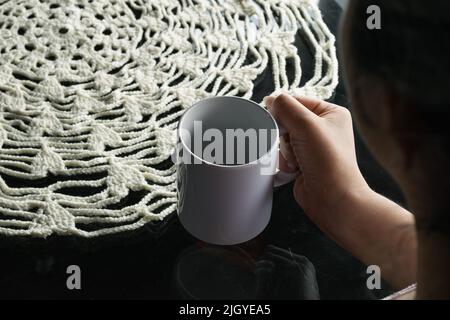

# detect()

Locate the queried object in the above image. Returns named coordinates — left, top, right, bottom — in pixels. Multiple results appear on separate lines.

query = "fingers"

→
left=263, top=95, right=276, bottom=109
left=292, top=95, right=337, bottom=116
left=265, top=94, right=316, bottom=134
left=279, top=135, right=298, bottom=171
left=278, top=150, right=298, bottom=173
left=265, top=94, right=337, bottom=118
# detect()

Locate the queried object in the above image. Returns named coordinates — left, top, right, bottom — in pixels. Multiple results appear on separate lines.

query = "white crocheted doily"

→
left=0, top=0, right=338, bottom=238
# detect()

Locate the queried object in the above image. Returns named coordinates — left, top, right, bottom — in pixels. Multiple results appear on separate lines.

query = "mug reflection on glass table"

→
left=173, top=96, right=297, bottom=245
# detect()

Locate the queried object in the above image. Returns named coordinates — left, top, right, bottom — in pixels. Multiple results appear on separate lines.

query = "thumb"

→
left=265, top=94, right=316, bottom=134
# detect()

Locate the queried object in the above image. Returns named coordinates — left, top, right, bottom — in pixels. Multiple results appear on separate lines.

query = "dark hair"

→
left=346, top=1, right=450, bottom=233
left=347, top=0, right=450, bottom=128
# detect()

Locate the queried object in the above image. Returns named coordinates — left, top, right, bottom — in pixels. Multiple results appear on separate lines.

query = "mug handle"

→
left=274, top=125, right=299, bottom=188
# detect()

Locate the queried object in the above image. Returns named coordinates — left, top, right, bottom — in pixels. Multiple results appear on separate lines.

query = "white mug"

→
left=174, top=96, right=297, bottom=245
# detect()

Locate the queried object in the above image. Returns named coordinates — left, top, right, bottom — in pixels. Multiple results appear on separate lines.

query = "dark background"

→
left=0, top=0, right=405, bottom=299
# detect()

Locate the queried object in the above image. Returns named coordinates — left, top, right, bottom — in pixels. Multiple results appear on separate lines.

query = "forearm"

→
left=266, top=94, right=418, bottom=290
left=319, top=187, right=417, bottom=289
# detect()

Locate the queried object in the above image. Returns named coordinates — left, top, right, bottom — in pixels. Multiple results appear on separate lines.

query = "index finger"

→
left=264, top=94, right=316, bottom=135
left=265, top=95, right=336, bottom=117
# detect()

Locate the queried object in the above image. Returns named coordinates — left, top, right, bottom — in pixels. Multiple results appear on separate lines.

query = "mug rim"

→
left=177, top=96, right=280, bottom=168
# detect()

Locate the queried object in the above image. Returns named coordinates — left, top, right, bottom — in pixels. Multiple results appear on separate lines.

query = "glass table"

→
left=0, top=0, right=404, bottom=300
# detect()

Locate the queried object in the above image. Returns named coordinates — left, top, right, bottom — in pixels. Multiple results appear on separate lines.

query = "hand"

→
left=265, top=94, right=417, bottom=289
left=265, top=94, right=370, bottom=227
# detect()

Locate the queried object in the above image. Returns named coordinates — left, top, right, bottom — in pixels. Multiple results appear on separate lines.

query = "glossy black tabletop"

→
left=0, top=0, right=404, bottom=300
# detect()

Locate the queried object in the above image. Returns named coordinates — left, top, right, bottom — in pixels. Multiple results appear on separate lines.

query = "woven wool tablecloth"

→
left=0, top=0, right=338, bottom=238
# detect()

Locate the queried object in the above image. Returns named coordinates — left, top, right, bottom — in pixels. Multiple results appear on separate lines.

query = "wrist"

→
left=315, top=176, right=374, bottom=234
left=336, top=180, right=373, bottom=218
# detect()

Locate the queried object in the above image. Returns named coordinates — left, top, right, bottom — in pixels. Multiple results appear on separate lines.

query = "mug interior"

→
left=178, top=97, right=278, bottom=166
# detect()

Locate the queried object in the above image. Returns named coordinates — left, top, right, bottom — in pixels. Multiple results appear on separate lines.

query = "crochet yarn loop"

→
left=0, top=0, right=338, bottom=237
